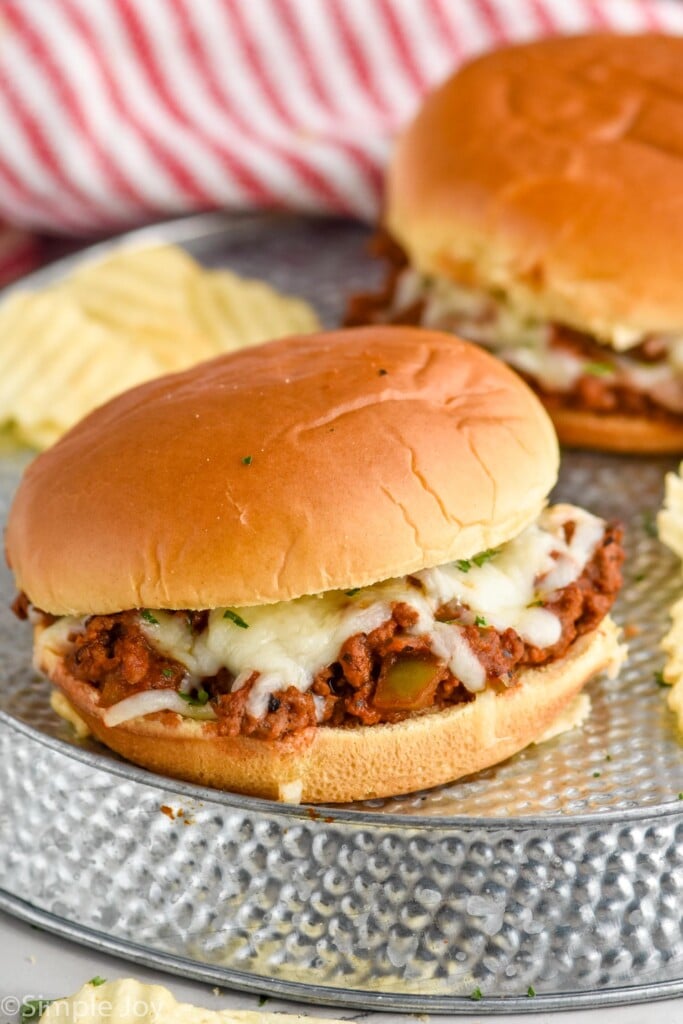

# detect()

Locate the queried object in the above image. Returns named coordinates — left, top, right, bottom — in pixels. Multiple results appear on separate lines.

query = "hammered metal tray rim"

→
left=3, top=884, right=683, bottom=1016
left=0, top=210, right=333, bottom=298
left=5, top=708, right=682, bottom=830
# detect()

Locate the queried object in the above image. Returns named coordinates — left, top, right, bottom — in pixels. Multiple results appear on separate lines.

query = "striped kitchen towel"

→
left=0, top=0, right=681, bottom=282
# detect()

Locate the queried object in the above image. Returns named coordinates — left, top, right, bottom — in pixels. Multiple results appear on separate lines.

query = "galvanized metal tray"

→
left=0, top=213, right=682, bottom=1014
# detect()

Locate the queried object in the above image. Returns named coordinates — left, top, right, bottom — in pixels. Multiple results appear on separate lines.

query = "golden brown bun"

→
left=6, top=326, right=558, bottom=615
left=42, top=616, right=622, bottom=803
left=549, top=407, right=683, bottom=454
left=387, top=34, right=683, bottom=345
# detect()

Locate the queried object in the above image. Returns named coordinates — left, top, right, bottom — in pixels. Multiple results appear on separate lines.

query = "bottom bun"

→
left=546, top=406, right=683, bottom=454
left=41, top=616, right=622, bottom=804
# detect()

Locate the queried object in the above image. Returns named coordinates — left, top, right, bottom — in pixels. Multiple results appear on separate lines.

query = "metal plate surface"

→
left=0, top=213, right=682, bottom=1013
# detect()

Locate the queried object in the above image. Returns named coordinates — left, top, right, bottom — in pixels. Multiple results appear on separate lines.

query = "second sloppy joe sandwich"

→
left=6, top=326, right=625, bottom=802
left=347, top=35, right=683, bottom=453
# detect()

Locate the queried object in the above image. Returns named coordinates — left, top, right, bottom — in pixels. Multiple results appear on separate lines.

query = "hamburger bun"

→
left=547, top=407, right=683, bottom=454
left=41, top=616, right=622, bottom=803
left=385, top=34, right=683, bottom=453
left=6, top=326, right=558, bottom=615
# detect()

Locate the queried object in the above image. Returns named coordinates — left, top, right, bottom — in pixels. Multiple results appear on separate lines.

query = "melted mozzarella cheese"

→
left=205, top=597, right=391, bottom=692
left=135, top=613, right=224, bottom=681
left=39, top=504, right=607, bottom=725
left=35, top=615, right=84, bottom=675
left=430, top=623, right=486, bottom=691
left=203, top=598, right=393, bottom=718
left=393, top=270, right=683, bottom=413
left=148, top=504, right=603, bottom=716
left=413, top=272, right=549, bottom=350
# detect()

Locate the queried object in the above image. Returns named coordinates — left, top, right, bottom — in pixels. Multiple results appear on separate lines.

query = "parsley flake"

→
left=475, top=615, right=488, bottom=628
left=258, top=996, right=270, bottom=1007
left=140, top=609, right=159, bottom=626
left=179, top=688, right=210, bottom=707
left=527, top=985, right=536, bottom=998
left=470, top=987, right=483, bottom=1002
left=655, top=670, right=667, bottom=686
left=634, top=572, right=646, bottom=582
left=21, top=1000, right=53, bottom=1023
left=162, top=667, right=174, bottom=679
left=456, top=550, right=498, bottom=573
left=593, top=771, right=601, bottom=778
left=345, top=588, right=360, bottom=597
left=472, top=547, right=499, bottom=568
left=678, top=792, right=683, bottom=801
left=224, top=609, right=249, bottom=629
left=89, top=976, right=107, bottom=987
left=643, top=512, right=658, bottom=538
left=241, top=455, right=253, bottom=465
left=583, top=361, right=614, bottom=377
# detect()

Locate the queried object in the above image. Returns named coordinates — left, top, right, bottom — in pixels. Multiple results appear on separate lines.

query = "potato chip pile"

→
left=38, top=976, right=344, bottom=1024
left=658, top=464, right=683, bottom=725
left=0, top=244, right=320, bottom=448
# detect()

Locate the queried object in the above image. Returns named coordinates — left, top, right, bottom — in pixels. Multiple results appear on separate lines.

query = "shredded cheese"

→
left=141, top=504, right=602, bottom=719
left=38, top=504, right=607, bottom=729
left=392, top=270, right=683, bottom=413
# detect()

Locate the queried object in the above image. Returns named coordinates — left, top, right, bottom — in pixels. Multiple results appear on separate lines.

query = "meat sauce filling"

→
left=18, top=523, right=623, bottom=741
left=345, top=231, right=682, bottom=423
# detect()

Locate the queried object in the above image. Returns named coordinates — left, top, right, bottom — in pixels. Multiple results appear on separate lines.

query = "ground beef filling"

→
left=345, top=231, right=681, bottom=423
left=27, top=523, right=623, bottom=741
left=534, top=325, right=678, bottom=421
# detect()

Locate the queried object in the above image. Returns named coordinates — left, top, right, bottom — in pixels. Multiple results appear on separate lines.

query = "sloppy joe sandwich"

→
left=7, top=326, right=625, bottom=803
left=346, top=34, right=683, bottom=453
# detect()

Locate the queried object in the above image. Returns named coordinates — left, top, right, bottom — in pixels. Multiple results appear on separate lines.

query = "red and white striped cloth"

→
left=0, top=0, right=682, bottom=284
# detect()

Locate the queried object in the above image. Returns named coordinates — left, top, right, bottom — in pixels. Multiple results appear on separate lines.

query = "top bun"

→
left=6, top=327, right=558, bottom=615
left=387, top=34, right=683, bottom=347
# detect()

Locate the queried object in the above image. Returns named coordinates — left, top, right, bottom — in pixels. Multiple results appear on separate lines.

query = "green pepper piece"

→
left=373, top=655, right=443, bottom=712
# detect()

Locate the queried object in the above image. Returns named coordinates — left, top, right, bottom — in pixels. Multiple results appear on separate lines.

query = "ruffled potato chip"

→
left=192, top=269, right=319, bottom=351
left=0, top=244, right=320, bottom=448
left=658, top=464, right=683, bottom=562
left=0, top=292, right=161, bottom=448
left=657, top=463, right=683, bottom=726
left=38, top=977, right=344, bottom=1024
